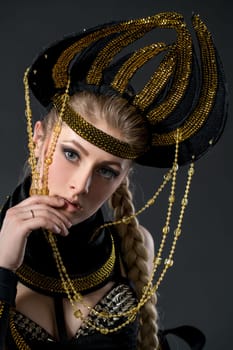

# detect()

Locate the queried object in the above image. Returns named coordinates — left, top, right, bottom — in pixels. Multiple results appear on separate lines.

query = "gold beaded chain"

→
left=93, top=166, right=173, bottom=238
left=152, top=161, right=195, bottom=294
left=21, top=70, right=195, bottom=334
left=42, top=119, right=62, bottom=195
left=25, top=68, right=71, bottom=196
left=42, top=85, right=70, bottom=193
left=86, top=160, right=195, bottom=326
left=136, top=130, right=180, bottom=305
left=46, top=231, right=109, bottom=320
left=24, top=68, right=39, bottom=196
left=43, top=83, right=71, bottom=192
left=81, top=131, right=195, bottom=324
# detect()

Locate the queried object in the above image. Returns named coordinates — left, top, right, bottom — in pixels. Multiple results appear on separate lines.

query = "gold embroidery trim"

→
left=152, top=15, right=217, bottom=145
left=111, top=43, right=168, bottom=94
left=0, top=301, right=5, bottom=318
left=88, top=13, right=186, bottom=88
left=52, top=12, right=184, bottom=90
left=86, top=28, right=149, bottom=85
left=9, top=312, right=31, bottom=350
left=36, top=13, right=216, bottom=149
left=17, top=234, right=116, bottom=294
left=145, top=24, right=192, bottom=123
left=132, top=45, right=176, bottom=111
left=53, top=95, right=140, bottom=159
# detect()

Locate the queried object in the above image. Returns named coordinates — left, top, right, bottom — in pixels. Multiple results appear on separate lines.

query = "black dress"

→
left=0, top=178, right=138, bottom=350
left=0, top=178, right=206, bottom=350
left=4, top=276, right=138, bottom=349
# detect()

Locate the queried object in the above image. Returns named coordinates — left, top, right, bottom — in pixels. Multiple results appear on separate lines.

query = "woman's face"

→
left=34, top=121, right=132, bottom=226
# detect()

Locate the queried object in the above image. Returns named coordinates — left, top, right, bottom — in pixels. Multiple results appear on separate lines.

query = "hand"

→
left=0, top=195, right=72, bottom=271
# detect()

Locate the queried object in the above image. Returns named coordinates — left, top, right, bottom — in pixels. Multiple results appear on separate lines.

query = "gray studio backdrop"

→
left=0, top=1, right=232, bottom=349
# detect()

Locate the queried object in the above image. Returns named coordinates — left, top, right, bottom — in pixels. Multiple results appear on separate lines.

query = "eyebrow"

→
left=62, top=139, right=124, bottom=169
left=63, top=139, right=89, bottom=156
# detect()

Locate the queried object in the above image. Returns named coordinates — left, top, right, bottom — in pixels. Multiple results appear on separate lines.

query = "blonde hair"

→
left=42, top=91, right=159, bottom=349
left=110, top=178, right=159, bottom=349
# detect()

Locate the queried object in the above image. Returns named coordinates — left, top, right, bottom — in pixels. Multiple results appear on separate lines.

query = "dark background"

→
left=0, top=1, right=232, bottom=349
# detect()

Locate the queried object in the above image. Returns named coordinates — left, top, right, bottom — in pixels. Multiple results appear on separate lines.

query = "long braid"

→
left=109, top=176, right=159, bottom=350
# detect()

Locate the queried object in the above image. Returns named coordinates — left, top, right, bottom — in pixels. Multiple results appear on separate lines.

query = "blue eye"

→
left=97, top=167, right=119, bottom=180
left=63, top=148, right=80, bottom=161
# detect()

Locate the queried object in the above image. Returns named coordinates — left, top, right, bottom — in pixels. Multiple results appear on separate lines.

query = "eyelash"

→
left=62, top=147, right=119, bottom=180
left=97, top=167, right=119, bottom=180
left=63, top=148, right=80, bottom=162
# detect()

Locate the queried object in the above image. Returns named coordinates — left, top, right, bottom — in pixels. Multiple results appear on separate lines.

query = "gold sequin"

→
left=53, top=95, right=140, bottom=159
left=16, top=233, right=116, bottom=294
left=152, top=15, right=217, bottom=146
left=0, top=301, right=5, bottom=318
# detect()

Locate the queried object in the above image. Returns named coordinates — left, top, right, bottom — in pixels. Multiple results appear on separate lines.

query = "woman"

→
left=0, top=11, right=227, bottom=350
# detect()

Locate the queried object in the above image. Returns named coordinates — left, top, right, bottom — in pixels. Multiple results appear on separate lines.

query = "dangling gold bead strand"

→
left=23, top=68, right=38, bottom=194
left=138, top=129, right=180, bottom=306
left=42, top=120, right=62, bottom=195
left=154, top=130, right=180, bottom=266
left=93, top=167, right=173, bottom=237
left=152, top=160, right=195, bottom=293
left=41, top=80, right=71, bottom=194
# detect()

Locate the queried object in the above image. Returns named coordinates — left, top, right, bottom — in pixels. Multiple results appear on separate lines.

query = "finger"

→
left=6, top=207, right=35, bottom=221
left=9, top=199, right=72, bottom=228
left=4, top=206, right=70, bottom=236
left=15, top=195, right=66, bottom=209
left=27, top=206, right=72, bottom=229
left=22, top=216, right=69, bottom=237
left=30, top=208, right=70, bottom=236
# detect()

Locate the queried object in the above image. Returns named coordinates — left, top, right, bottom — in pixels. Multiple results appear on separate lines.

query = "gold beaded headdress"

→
left=22, top=11, right=228, bottom=334
left=26, top=12, right=227, bottom=167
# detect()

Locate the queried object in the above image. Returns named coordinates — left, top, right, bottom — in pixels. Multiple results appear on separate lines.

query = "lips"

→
left=63, top=198, right=83, bottom=213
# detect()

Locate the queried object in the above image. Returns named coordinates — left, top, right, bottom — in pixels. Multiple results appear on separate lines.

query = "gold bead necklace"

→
left=21, top=69, right=195, bottom=334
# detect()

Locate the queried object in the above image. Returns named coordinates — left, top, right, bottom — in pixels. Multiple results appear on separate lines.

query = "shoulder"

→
left=139, top=225, right=154, bottom=274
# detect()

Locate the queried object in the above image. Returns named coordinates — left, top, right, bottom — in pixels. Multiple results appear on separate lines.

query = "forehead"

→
left=69, top=99, right=124, bottom=141
left=53, top=94, right=138, bottom=160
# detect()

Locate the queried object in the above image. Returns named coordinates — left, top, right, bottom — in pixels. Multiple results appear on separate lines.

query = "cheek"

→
left=89, top=177, right=125, bottom=206
left=47, top=151, right=69, bottom=187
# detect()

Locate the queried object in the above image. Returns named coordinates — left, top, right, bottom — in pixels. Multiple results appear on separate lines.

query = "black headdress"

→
left=26, top=12, right=227, bottom=167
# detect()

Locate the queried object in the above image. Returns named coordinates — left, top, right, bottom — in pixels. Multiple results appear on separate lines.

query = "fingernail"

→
left=54, top=225, right=61, bottom=234
left=55, top=196, right=64, bottom=203
left=62, top=228, right=69, bottom=236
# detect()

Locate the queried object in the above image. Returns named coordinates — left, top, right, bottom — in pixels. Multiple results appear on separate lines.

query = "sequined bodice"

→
left=8, top=282, right=138, bottom=349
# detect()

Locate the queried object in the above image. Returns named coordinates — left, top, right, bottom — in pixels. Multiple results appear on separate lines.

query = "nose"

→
left=69, top=168, right=92, bottom=195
